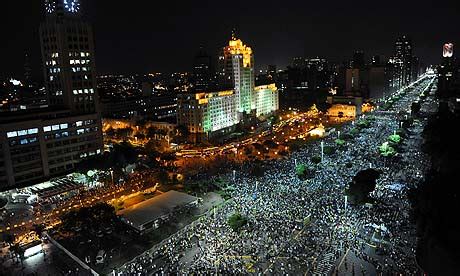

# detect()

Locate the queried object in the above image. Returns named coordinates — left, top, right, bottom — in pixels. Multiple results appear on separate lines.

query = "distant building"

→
left=326, top=96, right=364, bottom=118
left=99, top=93, right=177, bottom=121
left=389, top=35, right=418, bottom=91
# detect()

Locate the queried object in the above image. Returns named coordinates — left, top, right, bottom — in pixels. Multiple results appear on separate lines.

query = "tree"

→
left=296, top=164, right=315, bottom=180
left=2, top=233, right=15, bottom=246
left=251, top=162, right=265, bottom=177
left=311, top=155, right=321, bottom=164
left=32, top=224, right=46, bottom=238
left=105, top=127, right=115, bottom=137
left=411, top=102, right=421, bottom=116
left=335, top=139, right=345, bottom=146
left=346, top=169, right=381, bottom=205
left=228, top=213, right=248, bottom=231
left=323, top=145, right=336, bottom=155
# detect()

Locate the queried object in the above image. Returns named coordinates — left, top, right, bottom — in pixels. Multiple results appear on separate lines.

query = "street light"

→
left=110, top=169, right=114, bottom=186
left=344, top=196, right=348, bottom=212
left=232, top=170, right=236, bottom=181
left=337, top=130, right=341, bottom=139
left=320, top=141, right=324, bottom=162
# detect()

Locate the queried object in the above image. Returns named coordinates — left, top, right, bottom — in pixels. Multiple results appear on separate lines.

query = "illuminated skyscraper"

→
left=219, top=32, right=255, bottom=115
left=177, top=33, right=278, bottom=141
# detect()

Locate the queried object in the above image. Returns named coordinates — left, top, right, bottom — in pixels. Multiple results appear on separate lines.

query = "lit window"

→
left=43, top=126, right=51, bottom=132
left=77, top=129, right=85, bottom=135
left=20, top=138, right=28, bottom=145
left=27, top=128, right=38, bottom=134
left=52, top=125, right=60, bottom=131
left=73, top=90, right=78, bottom=95
left=70, top=60, right=75, bottom=64
left=7, top=131, right=17, bottom=138
left=18, top=130, right=28, bottom=136
left=60, top=123, right=68, bottom=129
left=76, top=121, right=83, bottom=127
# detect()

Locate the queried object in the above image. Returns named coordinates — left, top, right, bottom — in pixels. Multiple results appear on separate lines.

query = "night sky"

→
left=1, top=0, right=458, bottom=80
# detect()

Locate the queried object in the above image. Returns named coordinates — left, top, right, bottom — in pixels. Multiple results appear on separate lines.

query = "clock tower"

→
left=40, top=0, right=99, bottom=114
left=45, top=0, right=81, bottom=16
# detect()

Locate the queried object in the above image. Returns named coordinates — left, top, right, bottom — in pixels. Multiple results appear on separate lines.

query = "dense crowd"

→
left=118, top=76, right=435, bottom=275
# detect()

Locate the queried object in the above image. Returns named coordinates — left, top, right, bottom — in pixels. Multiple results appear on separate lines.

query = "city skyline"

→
left=1, top=0, right=458, bottom=79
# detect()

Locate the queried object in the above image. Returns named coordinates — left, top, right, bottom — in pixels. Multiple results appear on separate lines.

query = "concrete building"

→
left=0, top=0, right=103, bottom=190
left=99, top=93, right=177, bottom=121
left=254, top=84, right=279, bottom=117
left=177, top=90, right=239, bottom=139
left=0, top=109, right=102, bottom=189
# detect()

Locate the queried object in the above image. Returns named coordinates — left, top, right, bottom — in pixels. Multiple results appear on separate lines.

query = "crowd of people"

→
left=118, top=76, right=435, bottom=275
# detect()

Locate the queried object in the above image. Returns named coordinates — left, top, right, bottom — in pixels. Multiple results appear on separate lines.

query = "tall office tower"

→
left=393, top=35, right=414, bottom=89
left=219, top=31, right=255, bottom=115
left=193, top=46, right=212, bottom=91
left=40, top=0, right=98, bottom=114
left=0, top=0, right=103, bottom=190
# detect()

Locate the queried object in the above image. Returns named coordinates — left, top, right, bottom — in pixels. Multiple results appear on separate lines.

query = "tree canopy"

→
left=346, top=168, right=381, bottom=205
left=228, top=213, right=248, bottom=232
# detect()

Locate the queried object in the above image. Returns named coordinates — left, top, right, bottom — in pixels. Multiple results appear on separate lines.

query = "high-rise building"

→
left=352, top=51, right=365, bottom=68
left=193, top=46, right=212, bottom=91
left=0, top=0, right=103, bottom=190
left=438, top=42, right=458, bottom=98
left=391, top=35, right=417, bottom=90
left=178, top=33, right=278, bottom=141
left=218, top=32, right=255, bottom=115
left=40, top=0, right=98, bottom=114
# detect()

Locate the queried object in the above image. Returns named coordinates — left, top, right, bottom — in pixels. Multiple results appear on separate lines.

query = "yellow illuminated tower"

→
left=219, top=31, right=255, bottom=115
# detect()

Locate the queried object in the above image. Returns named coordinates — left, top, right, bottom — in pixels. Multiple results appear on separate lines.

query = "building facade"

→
left=177, top=90, right=239, bottom=138
left=390, top=35, right=418, bottom=91
left=254, top=84, right=279, bottom=117
left=99, top=93, right=177, bottom=121
left=219, top=33, right=255, bottom=115
left=0, top=0, right=103, bottom=190
left=0, top=110, right=102, bottom=189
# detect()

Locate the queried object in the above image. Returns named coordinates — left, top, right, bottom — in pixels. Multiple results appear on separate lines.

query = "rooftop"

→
left=118, top=190, right=198, bottom=229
